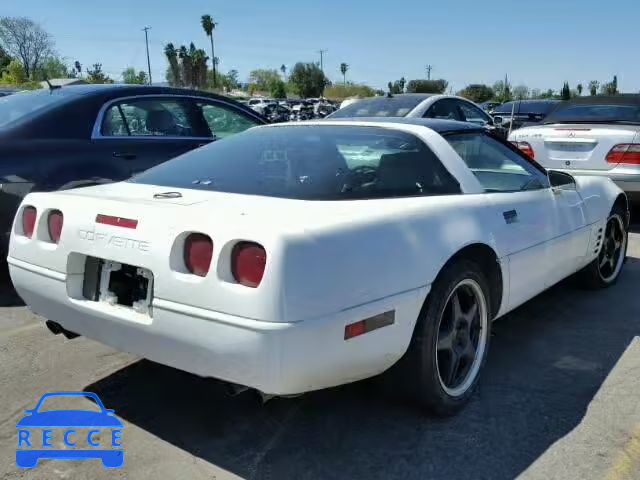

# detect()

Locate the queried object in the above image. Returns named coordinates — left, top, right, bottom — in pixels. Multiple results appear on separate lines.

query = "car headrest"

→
left=377, top=152, right=435, bottom=190
left=146, top=110, right=178, bottom=135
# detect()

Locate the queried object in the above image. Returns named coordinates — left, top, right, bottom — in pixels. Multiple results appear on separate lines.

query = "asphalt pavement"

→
left=1, top=231, right=639, bottom=480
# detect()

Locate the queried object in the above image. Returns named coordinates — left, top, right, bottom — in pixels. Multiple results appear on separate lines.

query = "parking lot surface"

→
left=1, top=233, right=639, bottom=480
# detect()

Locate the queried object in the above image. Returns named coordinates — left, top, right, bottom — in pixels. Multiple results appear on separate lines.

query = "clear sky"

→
left=4, top=0, right=639, bottom=92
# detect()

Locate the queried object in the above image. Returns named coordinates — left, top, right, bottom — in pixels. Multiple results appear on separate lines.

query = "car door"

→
left=445, top=131, right=577, bottom=310
left=94, top=96, right=214, bottom=177
left=423, top=99, right=464, bottom=121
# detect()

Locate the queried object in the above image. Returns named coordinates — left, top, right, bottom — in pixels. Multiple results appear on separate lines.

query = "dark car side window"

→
left=196, top=101, right=260, bottom=139
left=445, top=132, right=549, bottom=192
left=424, top=99, right=462, bottom=121
left=456, top=101, right=491, bottom=125
left=101, top=97, right=206, bottom=138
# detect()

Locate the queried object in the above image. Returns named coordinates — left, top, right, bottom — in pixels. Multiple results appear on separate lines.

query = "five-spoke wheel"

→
left=436, top=279, right=488, bottom=398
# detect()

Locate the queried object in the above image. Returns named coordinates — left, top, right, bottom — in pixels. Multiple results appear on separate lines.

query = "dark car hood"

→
left=16, top=410, right=123, bottom=427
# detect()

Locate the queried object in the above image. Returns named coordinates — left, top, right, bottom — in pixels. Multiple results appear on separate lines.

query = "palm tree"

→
left=340, top=63, right=348, bottom=85
left=201, top=15, right=218, bottom=87
left=280, top=64, right=287, bottom=80
left=178, top=45, right=194, bottom=88
left=164, top=43, right=181, bottom=86
left=74, top=60, right=82, bottom=76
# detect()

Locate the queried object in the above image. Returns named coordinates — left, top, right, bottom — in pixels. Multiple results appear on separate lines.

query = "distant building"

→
left=40, top=78, right=88, bottom=88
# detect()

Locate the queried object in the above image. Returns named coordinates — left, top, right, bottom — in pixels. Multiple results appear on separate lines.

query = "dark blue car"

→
left=0, top=84, right=265, bottom=256
left=16, top=391, right=123, bottom=468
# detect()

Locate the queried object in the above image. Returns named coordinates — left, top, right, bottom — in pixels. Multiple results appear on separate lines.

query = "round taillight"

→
left=232, top=242, right=266, bottom=288
left=22, top=206, right=37, bottom=238
left=47, top=210, right=64, bottom=244
left=184, top=233, right=213, bottom=277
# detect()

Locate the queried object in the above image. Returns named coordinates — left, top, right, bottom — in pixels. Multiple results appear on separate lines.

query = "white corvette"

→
left=8, top=118, right=629, bottom=415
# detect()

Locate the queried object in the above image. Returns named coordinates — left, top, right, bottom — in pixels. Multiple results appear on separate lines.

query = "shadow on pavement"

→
left=86, top=258, right=640, bottom=480
left=0, top=262, right=24, bottom=307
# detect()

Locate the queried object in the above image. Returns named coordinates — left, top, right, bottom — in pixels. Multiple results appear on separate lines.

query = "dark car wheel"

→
left=402, top=259, right=492, bottom=416
left=578, top=205, right=628, bottom=289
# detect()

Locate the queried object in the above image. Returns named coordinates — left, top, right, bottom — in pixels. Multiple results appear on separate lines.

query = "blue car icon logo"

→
left=16, top=391, right=123, bottom=468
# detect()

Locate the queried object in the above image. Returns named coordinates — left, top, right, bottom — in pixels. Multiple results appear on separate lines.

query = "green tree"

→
left=201, top=15, right=218, bottom=87
left=0, top=58, right=26, bottom=84
left=577, top=83, right=583, bottom=96
left=457, top=84, right=494, bottom=103
left=122, top=67, right=148, bottom=84
left=340, top=62, right=348, bottom=85
left=324, top=83, right=375, bottom=100
left=248, top=68, right=281, bottom=92
left=601, top=75, right=618, bottom=95
left=164, top=43, right=181, bottom=87
left=588, top=80, right=599, bottom=96
left=537, top=89, right=556, bottom=99
left=288, top=62, right=329, bottom=97
left=35, top=56, right=68, bottom=80
left=0, top=44, right=10, bottom=72
left=492, top=79, right=512, bottom=102
left=270, top=79, right=287, bottom=98
left=561, top=81, right=571, bottom=100
left=74, top=60, right=82, bottom=76
left=406, top=79, right=448, bottom=94
left=512, top=85, right=529, bottom=100
left=280, top=64, right=286, bottom=80
left=0, top=17, right=54, bottom=79
left=85, top=63, right=112, bottom=84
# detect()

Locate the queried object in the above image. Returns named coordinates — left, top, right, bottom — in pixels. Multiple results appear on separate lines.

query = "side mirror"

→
left=548, top=170, right=576, bottom=190
left=493, top=116, right=503, bottom=126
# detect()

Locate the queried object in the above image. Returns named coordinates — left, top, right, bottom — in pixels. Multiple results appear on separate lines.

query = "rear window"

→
left=330, top=96, right=426, bottom=118
left=543, top=103, right=640, bottom=124
left=130, top=125, right=460, bottom=200
left=0, top=89, right=73, bottom=127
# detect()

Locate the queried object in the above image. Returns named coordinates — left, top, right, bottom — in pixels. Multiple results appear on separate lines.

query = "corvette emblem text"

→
left=78, top=230, right=150, bottom=252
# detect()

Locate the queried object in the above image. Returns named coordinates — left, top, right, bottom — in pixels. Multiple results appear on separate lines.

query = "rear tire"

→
left=578, top=205, right=628, bottom=289
left=402, top=259, right=492, bottom=416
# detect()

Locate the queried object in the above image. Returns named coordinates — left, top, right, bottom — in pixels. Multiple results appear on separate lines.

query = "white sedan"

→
left=508, top=95, right=640, bottom=200
left=8, top=118, right=628, bottom=416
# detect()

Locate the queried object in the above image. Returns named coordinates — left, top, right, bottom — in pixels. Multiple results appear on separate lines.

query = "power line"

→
left=426, top=64, right=432, bottom=80
left=142, top=26, right=152, bottom=85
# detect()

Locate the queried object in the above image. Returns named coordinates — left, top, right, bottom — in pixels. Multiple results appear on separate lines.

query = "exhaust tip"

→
left=45, top=320, right=80, bottom=339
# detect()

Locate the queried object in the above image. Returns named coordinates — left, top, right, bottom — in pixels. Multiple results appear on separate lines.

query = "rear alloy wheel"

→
left=579, top=205, right=628, bottom=289
left=597, top=213, right=626, bottom=284
left=436, top=279, right=488, bottom=398
left=402, top=259, right=492, bottom=416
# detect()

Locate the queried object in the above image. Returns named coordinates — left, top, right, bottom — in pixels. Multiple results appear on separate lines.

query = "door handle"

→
left=112, top=152, right=137, bottom=160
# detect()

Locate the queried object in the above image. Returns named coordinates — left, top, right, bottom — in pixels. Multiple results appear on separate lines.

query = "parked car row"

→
left=243, top=97, right=339, bottom=122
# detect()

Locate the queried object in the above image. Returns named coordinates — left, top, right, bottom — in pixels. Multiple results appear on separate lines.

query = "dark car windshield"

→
left=0, top=89, right=74, bottom=127
left=492, top=100, right=560, bottom=115
left=330, top=96, right=426, bottom=118
left=130, top=125, right=460, bottom=200
left=543, top=103, right=640, bottom=124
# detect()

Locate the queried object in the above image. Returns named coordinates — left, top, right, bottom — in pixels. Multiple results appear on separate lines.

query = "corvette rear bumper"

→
left=8, top=258, right=426, bottom=395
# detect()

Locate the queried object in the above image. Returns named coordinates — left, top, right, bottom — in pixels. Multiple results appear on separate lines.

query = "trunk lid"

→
left=515, top=123, right=640, bottom=171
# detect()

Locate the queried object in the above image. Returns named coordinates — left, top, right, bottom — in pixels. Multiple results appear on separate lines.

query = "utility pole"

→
left=317, top=49, right=327, bottom=73
left=143, top=26, right=152, bottom=85
left=426, top=64, right=432, bottom=80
